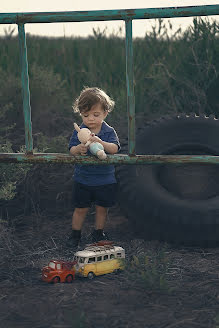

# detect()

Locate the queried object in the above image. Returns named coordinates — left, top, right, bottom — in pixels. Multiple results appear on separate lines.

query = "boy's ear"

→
left=104, top=111, right=108, bottom=119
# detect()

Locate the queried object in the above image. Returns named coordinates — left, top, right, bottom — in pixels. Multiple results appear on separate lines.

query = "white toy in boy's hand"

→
left=74, top=123, right=107, bottom=160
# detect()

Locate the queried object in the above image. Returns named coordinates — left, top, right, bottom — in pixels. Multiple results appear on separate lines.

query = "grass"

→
left=0, top=18, right=218, bottom=122
left=215, top=314, right=219, bottom=328
left=124, top=247, right=173, bottom=292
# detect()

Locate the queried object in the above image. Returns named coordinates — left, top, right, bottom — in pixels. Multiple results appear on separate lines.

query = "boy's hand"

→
left=77, top=143, right=88, bottom=155
left=89, top=135, right=102, bottom=144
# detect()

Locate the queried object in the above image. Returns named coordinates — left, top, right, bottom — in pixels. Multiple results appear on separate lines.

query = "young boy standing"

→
left=67, top=87, right=120, bottom=248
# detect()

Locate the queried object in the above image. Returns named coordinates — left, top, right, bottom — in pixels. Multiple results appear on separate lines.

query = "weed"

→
left=72, top=310, right=87, bottom=328
left=124, top=248, right=172, bottom=292
left=0, top=143, right=31, bottom=201
left=215, top=313, right=219, bottom=328
left=34, top=133, right=68, bottom=153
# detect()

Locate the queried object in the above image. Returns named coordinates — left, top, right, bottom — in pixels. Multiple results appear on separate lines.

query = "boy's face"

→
left=81, top=103, right=108, bottom=131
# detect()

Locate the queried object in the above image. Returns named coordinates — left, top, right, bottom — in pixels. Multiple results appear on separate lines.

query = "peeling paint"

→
left=0, top=5, right=218, bottom=24
left=18, top=24, right=33, bottom=153
left=125, top=20, right=135, bottom=156
left=1, top=153, right=219, bottom=165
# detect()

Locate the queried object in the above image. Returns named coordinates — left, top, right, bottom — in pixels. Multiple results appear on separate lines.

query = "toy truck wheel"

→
left=117, top=114, right=219, bottom=247
left=52, top=276, right=60, bottom=284
left=65, top=275, right=74, bottom=283
left=87, top=272, right=95, bottom=280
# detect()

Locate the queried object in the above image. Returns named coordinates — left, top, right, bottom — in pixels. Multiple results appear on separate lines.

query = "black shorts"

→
left=73, top=181, right=117, bottom=208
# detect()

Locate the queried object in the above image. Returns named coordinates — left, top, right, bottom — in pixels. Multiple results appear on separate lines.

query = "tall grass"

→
left=0, top=17, right=218, bottom=124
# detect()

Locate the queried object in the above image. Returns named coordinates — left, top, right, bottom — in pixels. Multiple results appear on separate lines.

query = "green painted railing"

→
left=0, top=5, right=219, bottom=164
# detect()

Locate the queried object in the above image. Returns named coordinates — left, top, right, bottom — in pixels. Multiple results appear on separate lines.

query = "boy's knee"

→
left=74, top=207, right=89, bottom=215
left=95, top=205, right=107, bottom=213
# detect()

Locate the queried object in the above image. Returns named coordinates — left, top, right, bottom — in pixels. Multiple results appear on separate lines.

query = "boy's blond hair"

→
left=73, top=87, right=115, bottom=114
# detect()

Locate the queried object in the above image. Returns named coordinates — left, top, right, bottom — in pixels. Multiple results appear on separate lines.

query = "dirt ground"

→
left=0, top=205, right=219, bottom=328
left=2, top=101, right=219, bottom=327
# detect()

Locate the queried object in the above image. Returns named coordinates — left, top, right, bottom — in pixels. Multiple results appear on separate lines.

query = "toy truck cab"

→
left=73, top=241, right=125, bottom=279
left=42, top=259, right=76, bottom=283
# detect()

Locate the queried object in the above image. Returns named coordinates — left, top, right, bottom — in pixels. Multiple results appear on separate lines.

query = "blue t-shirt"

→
left=69, top=121, right=120, bottom=186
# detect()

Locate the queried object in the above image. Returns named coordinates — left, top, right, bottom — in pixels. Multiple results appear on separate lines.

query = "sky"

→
left=0, top=0, right=218, bottom=38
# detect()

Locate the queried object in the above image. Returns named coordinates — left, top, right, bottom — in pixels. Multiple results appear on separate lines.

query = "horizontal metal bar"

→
left=2, top=153, right=219, bottom=164
left=0, top=5, right=218, bottom=24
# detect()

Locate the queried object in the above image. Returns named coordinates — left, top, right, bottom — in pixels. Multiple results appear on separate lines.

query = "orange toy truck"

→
left=42, top=259, right=76, bottom=283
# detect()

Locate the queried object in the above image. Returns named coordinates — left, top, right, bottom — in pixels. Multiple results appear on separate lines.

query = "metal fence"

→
left=0, top=5, right=219, bottom=164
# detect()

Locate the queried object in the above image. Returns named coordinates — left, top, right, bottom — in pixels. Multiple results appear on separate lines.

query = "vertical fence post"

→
left=125, top=19, right=135, bottom=155
left=18, top=23, right=33, bottom=153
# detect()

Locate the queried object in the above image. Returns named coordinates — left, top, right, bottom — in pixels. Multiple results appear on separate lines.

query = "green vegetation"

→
left=0, top=18, right=218, bottom=201
left=1, top=18, right=219, bottom=123
left=71, top=310, right=87, bottom=328
left=124, top=247, right=171, bottom=292
left=0, top=103, right=30, bottom=201
left=0, top=142, right=31, bottom=201
left=215, top=313, right=219, bottom=328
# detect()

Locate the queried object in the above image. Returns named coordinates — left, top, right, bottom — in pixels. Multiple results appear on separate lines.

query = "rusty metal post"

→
left=2, top=153, right=219, bottom=165
left=125, top=19, right=135, bottom=155
left=18, top=23, right=33, bottom=153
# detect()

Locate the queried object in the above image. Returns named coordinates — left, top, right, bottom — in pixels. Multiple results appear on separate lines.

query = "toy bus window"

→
left=116, top=253, right=122, bottom=258
left=57, top=264, right=61, bottom=270
left=88, top=257, right=96, bottom=263
left=79, top=257, right=85, bottom=263
left=110, top=254, right=115, bottom=259
left=103, top=255, right=109, bottom=260
left=97, top=256, right=102, bottom=262
left=49, top=262, right=55, bottom=269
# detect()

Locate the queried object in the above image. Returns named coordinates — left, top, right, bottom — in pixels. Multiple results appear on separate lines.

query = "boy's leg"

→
left=91, top=183, right=117, bottom=243
left=67, top=181, right=92, bottom=248
left=95, top=205, right=108, bottom=230
left=92, top=205, right=109, bottom=242
left=72, top=207, right=89, bottom=230
left=67, top=207, right=89, bottom=247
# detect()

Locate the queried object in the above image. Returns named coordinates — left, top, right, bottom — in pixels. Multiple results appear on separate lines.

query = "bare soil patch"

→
left=0, top=206, right=219, bottom=328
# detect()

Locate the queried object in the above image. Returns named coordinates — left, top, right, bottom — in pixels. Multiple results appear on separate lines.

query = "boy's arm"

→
left=88, top=136, right=119, bottom=154
left=69, top=130, right=88, bottom=156
left=70, top=144, right=88, bottom=156
left=99, top=141, right=118, bottom=154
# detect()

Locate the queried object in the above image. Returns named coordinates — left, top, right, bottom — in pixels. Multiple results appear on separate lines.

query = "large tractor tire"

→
left=117, top=114, right=219, bottom=247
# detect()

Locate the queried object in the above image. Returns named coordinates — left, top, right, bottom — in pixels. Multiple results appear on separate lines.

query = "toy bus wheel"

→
left=65, top=275, right=74, bottom=283
left=52, top=276, right=60, bottom=284
left=87, top=272, right=95, bottom=280
left=114, top=269, right=121, bottom=275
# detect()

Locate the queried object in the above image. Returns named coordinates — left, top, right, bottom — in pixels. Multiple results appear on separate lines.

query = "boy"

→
left=67, top=87, right=120, bottom=248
